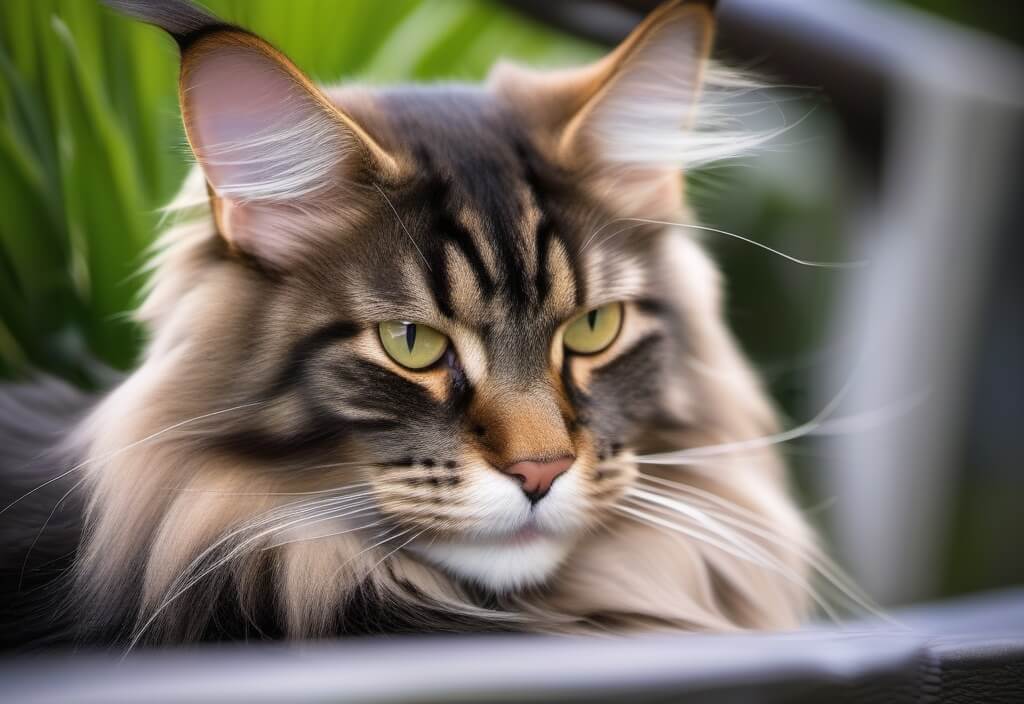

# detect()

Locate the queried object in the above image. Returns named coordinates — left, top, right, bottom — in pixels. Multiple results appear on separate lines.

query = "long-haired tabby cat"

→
left=0, top=0, right=825, bottom=649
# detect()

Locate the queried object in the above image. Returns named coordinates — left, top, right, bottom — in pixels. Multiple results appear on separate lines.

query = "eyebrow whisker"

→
left=374, top=183, right=431, bottom=272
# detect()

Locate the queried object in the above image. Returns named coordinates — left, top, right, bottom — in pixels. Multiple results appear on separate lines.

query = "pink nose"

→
left=503, top=456, right=574, bottom=503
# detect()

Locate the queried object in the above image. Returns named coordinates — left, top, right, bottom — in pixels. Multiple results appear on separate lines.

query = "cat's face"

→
left=72, top=2, right=818, bottom=642
left=128, top=1, right=725, bottom=596
left=216, top=93, right=692, bottom=589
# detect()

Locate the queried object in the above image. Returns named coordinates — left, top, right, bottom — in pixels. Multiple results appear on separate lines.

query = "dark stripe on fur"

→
left=102, top=0, right=235, bottom=51
left=588, top=332, right=666, bottom=438
left=402, top=151, right=496, bottom=316
left=515, top=140, right=585, bottom=307
left=425, top=240, right=455, bottom=318
left=271, top=320, right=361, bottom=396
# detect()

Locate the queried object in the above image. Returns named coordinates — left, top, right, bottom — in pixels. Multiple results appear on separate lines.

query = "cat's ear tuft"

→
left=177, top=30, right=397, bottom=266
left=561, top=0, right=715, bottom=166
left=491, top=0, right=718, bottom=214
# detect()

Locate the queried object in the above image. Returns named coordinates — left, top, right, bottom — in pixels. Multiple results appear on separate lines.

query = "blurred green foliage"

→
left=0, top=0, right=598, bottom=385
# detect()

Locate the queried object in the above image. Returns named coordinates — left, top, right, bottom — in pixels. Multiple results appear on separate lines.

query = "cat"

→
left=0, top=0, right=820, bottom=649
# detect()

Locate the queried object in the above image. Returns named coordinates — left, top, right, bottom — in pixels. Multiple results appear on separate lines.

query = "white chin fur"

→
left=411, top=535, right=573, bottom=592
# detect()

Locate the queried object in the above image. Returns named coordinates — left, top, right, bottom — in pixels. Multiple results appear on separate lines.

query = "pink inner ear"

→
left=185, top=47, right=346, bottom=204
left=214, top=197, right=323, bottom=266
left=180, top=42, right=356, bottom=265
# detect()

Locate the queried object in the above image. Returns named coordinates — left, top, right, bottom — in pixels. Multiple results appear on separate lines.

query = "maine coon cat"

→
left=0, top=0, right=830, bottom=648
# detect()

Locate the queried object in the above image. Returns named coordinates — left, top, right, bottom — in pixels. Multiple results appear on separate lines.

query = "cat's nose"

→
left=503, top=456, right=574, bottom=504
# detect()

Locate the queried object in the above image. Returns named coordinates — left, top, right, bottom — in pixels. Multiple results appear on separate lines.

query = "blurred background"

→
left=0, top=0, right=1021, bottom=612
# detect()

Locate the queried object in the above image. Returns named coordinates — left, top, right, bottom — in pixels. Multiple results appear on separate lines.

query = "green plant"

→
left=0, top=0, right=598, bottom=385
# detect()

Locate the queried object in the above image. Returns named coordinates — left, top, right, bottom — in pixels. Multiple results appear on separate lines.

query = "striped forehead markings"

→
left=414, top=171, right=495, bottom=318
left=388, top=135, right=602, bottom=327
left=402, top=142, right=567, bottom=318
left=516, top=139, right=585, bottom=309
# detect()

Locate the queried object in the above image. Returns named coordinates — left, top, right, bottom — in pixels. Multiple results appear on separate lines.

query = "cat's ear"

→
left=491, top=0, right=716, bottom=213
left=178, top=30, right=397, bottom=264
left=105, top=1, right=395, bottom=266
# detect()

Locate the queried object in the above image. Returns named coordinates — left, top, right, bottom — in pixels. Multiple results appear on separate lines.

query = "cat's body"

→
left=0, top=0, right=817, bottom=649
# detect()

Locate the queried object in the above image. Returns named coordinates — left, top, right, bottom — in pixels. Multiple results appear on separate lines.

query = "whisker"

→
left=581, top=216, right=863, bottom=269
left=632, top=476, right=888, bottom=620
left=616, top=502, right=772, bottom=569
left=167, top=480, right=375, bottom=497
left=634, top=394, right=925, bottom=466
left=18, top=475, right=88, bottom=591
left=327, top=524, right=411, bottom=583
left=264, top=489, right=441, bottom=539
left=634, top=369, right=861, bottom=466
left=617, top=497, right=841, bottom=622
left=374, top=183, right=430, bottom=272
left=630, top=474, right=872, bottom=601
left=577, top=220, right=641, bottom=259
left=0, top=401, right=265, bottom=518
left=125, top=489, right=381, bottom=651
left=264, top=517, right=395, bottom=548
left=136, top=484, right=427, bottom=633
left=263, top=513, right=391, bottom=550
left=365, top=526, right=429, bottom=574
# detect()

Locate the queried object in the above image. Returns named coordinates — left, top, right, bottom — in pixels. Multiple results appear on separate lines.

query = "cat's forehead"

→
left=336, top=85, right=524, bottom=170
left=327, top=86, right=658, bottom=326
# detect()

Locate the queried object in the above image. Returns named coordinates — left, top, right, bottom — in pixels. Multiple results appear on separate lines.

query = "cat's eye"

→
left=563, top=302, right=623, bottom=355
left=378, top=321, right=449, bottom=370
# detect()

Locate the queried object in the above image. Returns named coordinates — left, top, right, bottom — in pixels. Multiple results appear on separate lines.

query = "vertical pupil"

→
left=405, top=323, right=417, bottom=353
left=587, top=309, right=599, bottom=330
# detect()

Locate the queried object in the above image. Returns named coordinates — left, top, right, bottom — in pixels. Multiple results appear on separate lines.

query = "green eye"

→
left=563, top=302, right=623, bottom=355
left=379, top=321, right=449, bottom=370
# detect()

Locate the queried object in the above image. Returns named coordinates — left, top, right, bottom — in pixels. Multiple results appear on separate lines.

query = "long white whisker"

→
left=327, top=524, right=412, bottom=583
left=124, top=490, right=380, bottom=652
left=634, top=394, right=927, bottom=466
left=148, top=487, right=412, bottom=606
left=168, top=480, right=374, bottom=497
left=159, top=495, right=372, bottom=581
left=259, top=492, right=429, bottom=548
left=0, top=401, right=265, bottom=517
left=637, top=480, right=891, bottom=622
left=365, top=526, right=429, bottom=575
left=618, top=497, right=840, bottom=622
left=634, top=423, right=825, bottom=465
left=374, top=183, right=430, bottom=271
left=18, top=475, right=88, bottom=591
left=635, top=473, right=881, bottom=614
left=582, top=216, right=862, bottom=269
left=263, top=514, right=392, bottom=550
left=616, top=502, right=772, bottom=569
left=577, top=220, right=638, bottom=260
left=614, top=501, right=839, bottom=622
left=635, top=368, right=862, bottom=466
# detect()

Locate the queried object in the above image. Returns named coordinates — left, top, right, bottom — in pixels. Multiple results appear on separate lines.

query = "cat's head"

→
left=89, top=0, right=808, bottom=636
